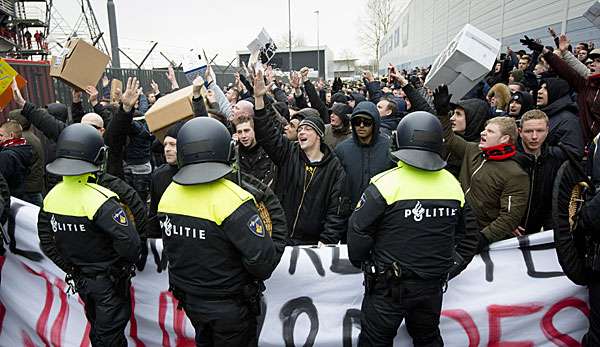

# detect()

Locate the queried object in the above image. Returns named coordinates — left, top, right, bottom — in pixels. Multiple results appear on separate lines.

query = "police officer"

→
left=38, top=123, right=140, bottom=347
left=158, top=117, right=278, bottom=346
left=348, top=111, right=479, bottom=346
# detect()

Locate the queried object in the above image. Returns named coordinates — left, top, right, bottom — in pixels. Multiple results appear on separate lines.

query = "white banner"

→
left=0, top=199, right=590, bottom=346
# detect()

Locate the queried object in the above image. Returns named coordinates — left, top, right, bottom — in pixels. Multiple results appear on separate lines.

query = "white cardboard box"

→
left=584, top=1, right=600, bottom=28
left=425, top=24, right=501, bottom=102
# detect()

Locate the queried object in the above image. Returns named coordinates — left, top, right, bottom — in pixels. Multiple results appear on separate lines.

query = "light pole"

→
left=314, top=10, right=320, bottom=78
left=288, top=0, right=292, bottom=76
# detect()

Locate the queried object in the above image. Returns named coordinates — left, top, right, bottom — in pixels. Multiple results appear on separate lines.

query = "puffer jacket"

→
left=438, top=112, right=530, bottom=243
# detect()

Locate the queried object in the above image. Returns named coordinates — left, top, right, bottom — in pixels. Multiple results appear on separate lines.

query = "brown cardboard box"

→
left=50, top=38, right=110, bottom=91
left=110, top=79, right=122, bottom=103
left=145, top=85, right=195, bottom=142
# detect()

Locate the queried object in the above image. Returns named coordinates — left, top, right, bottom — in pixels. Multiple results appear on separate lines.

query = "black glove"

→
left=432, top=85, right=452, bottom=116
left=520, top=35, right=544, bottom=54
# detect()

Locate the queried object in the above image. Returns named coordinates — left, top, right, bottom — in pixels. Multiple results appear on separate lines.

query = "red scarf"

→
left=481, top=143, right=516, bottom=161
left=0, top=138, right=26, bottom=148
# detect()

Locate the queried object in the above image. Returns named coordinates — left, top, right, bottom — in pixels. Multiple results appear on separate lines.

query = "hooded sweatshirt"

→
left=445, top=99, right=490, bottom=177
left=335, top=101, right=394, bottom=208
left=539, top=78, right=585, bottom=158
left=509, top=91, right=534, bottom=120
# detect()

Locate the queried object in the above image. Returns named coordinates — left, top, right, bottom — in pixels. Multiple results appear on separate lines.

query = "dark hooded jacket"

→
left=335, top=101, right=394, bottom=208
left=539, top=78, right=585, bottom=159
left=323, top=103, right=352, bottom=149
left=445, top=99, right=490, bottom=177
left=509, top=91, right=535, bottom=120
left=253, top=101, right=347, bottom=245
left=0, top=141, right=33, bottom=198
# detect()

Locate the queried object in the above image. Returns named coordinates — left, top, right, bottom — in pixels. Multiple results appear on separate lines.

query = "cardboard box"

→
left=145, top=85, right=195, bottom=143
left=110, top=79, right=122, bottom=103
left=50, top=38, right=110, bottom=91
left=0, top=59, right=26, bottom=109
left=425, top=24, right=500, bottom=102
left=584, top=1, right=600, bottom=28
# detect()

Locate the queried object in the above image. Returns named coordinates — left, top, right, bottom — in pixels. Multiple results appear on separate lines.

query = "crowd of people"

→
left=0, top=25, right=599, bottom=346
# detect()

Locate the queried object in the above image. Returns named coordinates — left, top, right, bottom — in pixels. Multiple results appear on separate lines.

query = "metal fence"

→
left=53, top=67, right=237, bottom=107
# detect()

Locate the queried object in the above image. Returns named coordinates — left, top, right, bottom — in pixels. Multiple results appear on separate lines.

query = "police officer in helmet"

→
left=38, top=123, right=140, bottom=346
left=158, top=117, right=278, bottom=346
left=348, top=111, right=478, bottom=346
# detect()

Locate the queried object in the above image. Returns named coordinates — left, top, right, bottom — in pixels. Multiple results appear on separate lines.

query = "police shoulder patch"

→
left=112, top=208, right=129, bottom=227
left=247, top=214, right=265, bottom=237
left=355, top=193, right=367, bottom=211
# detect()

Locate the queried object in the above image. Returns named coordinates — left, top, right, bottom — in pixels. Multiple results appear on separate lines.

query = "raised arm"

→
left=252, top=70, right=294, bottom=166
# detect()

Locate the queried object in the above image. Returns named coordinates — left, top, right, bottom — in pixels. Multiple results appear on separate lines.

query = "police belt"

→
left=364, top=261, right=445, bottom=286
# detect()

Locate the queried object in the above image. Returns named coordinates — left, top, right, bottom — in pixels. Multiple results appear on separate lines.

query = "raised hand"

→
left=558, top=34, right=570, bottom=53
left=290, top=71, right=301, bottom=89
left=166, top=66, right=179, bottom=90
left=300, top=66, right=310, bottom=82
left=254, top=69, right=267, bottom=98
left=192, top=75, right=204, bottom=98
left=150, top=80, right=160, bottom=95
left=121, top=77, right=141, bottom=113
left=520, top=35, right=543, bottom=53
left=11, top=78, right=25, bottom=107
left=85, top=85, right=99, bottom=106
left=432, top=84, right=452, bottom=115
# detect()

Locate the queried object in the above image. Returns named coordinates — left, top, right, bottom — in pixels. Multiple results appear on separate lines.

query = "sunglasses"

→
left=351, top=118, right=373, bottom=127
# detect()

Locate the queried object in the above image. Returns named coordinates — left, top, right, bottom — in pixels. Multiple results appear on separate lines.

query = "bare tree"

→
left=358, top=0, right=398, bottom=75
left=276, top=33, right=306, bottom=49
left=340, top=49, right=356, bottom=73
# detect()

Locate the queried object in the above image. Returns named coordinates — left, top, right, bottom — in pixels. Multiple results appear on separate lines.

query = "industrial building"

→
left=379, top=0, right=600, bottom=71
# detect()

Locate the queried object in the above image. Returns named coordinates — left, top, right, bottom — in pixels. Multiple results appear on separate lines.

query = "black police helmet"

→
left=391, top=111, right=446, bottom=171
left=173, top=117, right=234, bottom=185
left=46, top=123, right=106, bottom=176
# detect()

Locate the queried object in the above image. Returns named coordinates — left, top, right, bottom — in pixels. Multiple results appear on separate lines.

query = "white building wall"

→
left=379, top=0, right=600, bottom=72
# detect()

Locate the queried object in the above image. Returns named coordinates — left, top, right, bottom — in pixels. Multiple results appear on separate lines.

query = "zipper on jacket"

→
left=291, top=166, right=317, bottom=239
left=464, top=159, right=487, bottom=196
left=508, top=195, right=512, bottom=212
left=523, top=157, right=536, bottom=229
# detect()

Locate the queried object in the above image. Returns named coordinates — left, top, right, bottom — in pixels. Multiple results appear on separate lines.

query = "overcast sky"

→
left=44, top=0, right=385, bottom=69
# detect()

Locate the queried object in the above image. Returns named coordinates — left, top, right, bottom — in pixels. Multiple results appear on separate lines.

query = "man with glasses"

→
left=335, top=101, right=394, bottom=226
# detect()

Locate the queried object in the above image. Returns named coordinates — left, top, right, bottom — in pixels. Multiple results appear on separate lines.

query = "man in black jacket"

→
left=335, top=101, right=394, bottom=210
left=253, top=70, right=347, bottom=246
left=517, top=110, right=566, bottom=234
left=8, top=110, right=44, bottom=205
left=0, top=120, right=33, bottom=200
left=537, top=78, right=584, bottom=159
left=232, top=115, right=276, bottom=188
